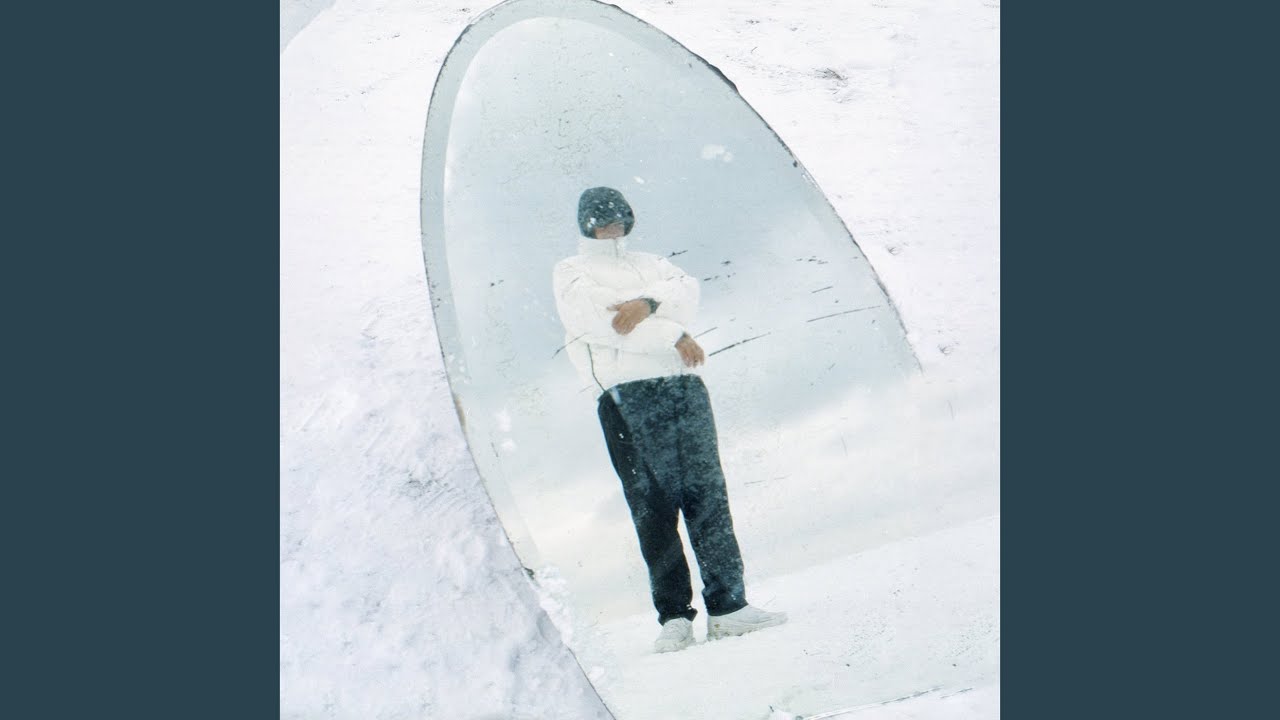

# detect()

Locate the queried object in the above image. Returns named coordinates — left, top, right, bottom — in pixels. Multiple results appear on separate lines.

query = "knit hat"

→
left=578, top=187, right=635, bottom=237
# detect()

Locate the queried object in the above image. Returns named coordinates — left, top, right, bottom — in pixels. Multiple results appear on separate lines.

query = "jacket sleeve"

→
left=642, top=256, right=700, bottom=326
left=553, top=260, right=687, bottom=353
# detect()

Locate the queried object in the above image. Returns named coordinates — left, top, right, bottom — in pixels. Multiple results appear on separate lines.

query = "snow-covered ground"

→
left=281, top=0, right=998, bottom=718
left=579, top=516, right=998, bottom=720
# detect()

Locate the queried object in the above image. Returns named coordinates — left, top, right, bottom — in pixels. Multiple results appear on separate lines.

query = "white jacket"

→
left=553, top=237, right=701, bottom=393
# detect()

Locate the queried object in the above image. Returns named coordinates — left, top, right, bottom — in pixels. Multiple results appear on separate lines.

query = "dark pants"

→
left=597, top=375, right=748, bottom=625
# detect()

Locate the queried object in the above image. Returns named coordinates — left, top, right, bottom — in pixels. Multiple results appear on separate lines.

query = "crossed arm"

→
left=608, top=298, right=706, bottom=367
left=553, top=259, right=706, bottom=367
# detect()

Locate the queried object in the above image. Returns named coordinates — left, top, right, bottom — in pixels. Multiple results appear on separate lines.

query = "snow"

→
left=701, top=144, right=734, bottom=162
left=281, top=0, right=998, bottom=718
left=579, top=516, right=999, bottom=719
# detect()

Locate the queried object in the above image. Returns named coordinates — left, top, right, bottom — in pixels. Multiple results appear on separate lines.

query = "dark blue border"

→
left=10, top=3, right=280, bottom=716
left=1003, top=3, right=1273, bottom=717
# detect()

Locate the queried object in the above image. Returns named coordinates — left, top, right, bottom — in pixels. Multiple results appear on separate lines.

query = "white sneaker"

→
left=707, top=605, right=788, bottom=640
left=654, top=618, right=695, bottom=653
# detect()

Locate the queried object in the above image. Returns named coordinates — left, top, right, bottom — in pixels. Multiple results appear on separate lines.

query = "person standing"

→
left=552, top=186, right=786, bottom=653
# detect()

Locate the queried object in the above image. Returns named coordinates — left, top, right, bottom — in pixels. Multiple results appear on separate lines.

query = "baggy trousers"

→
left=597, top=374, right=748, bottom=625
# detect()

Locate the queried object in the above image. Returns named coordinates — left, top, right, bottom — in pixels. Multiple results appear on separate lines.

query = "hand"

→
left=608, top=299, right=653, bottom=335
left=675, top=333, right=705, bottom=368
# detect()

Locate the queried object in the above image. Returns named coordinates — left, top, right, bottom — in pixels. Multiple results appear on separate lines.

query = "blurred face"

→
left=593, top=222, right=627, bottom=240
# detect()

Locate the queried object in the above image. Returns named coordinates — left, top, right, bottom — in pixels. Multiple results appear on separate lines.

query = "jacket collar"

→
left=579, top=236, right=627, bottom=258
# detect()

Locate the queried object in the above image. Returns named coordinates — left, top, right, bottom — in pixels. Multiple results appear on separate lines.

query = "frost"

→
left=532, top=565, right=576, bottom=645
left=701, top=144, right=734, bottom=162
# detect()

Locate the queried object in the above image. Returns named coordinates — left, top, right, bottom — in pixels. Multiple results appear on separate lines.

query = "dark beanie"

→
left=578, top=187, right=635, bottom=237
